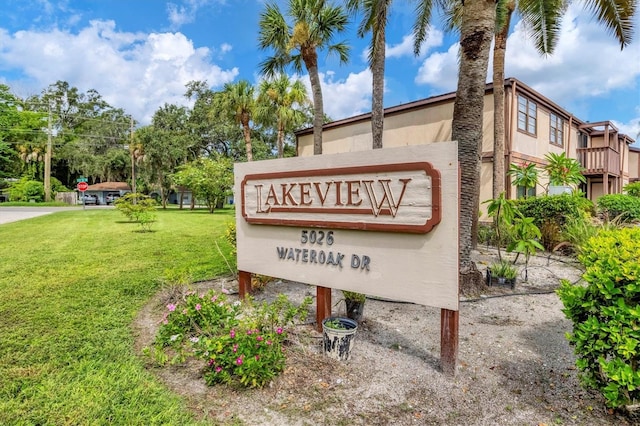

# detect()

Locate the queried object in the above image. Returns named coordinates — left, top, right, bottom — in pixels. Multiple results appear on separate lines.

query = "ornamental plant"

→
left=508, top=162, right=539, bottom=198
left=150, top=289, right=312, bottom=388
left=557, top=228, right=640, bottom=411
left=543, top=152, right=586, bottom=188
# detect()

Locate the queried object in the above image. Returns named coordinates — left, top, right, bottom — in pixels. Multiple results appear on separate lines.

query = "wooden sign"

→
left=234, top=143, right=459, bottom=311
left=240, top=162, right=441, bottom=233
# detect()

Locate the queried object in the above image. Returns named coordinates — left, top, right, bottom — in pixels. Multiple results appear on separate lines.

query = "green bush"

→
left=515, top=194, right=594, bottom=250
left=114, top=193, right=157, bottom=231
left=623, top=182, right=640, bottom=197
left=225, top=221, right=237, bottom=256
left=9, top=177, right=44, bottom=202
left=597, top=194, right=640, bottom=223
left=150, top=290, right=312, bottom=388
left=557, top=228, right=640, bottom=410
left=515, top=193, right=594, bottom=227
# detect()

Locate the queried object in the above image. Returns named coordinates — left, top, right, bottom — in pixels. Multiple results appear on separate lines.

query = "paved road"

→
left=0, top=206, right=82, bottom=225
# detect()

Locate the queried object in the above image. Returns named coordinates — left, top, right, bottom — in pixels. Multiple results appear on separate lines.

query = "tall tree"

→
left=258, top=0, right=350, bottom=155
left=347, top=0, right=392, bottom=149
left=256, top=74, right=310, bottom=158
left=415, top=0, right=635, bottom=292
left=218, top=80, right=256, bottom=162
left=414, top=0, right=496, bottom=292
left=138, top=104, right=193, bottom=208
left=491, top=0, right=634, bottom=199
left=185, top=81, right=246, bottom=161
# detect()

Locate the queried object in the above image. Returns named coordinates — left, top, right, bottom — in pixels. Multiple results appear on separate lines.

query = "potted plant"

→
left=487, top=260, right=518, bottom=289
left=321, top=317, right=358, bottom=361
left=342, top=290, right=366, bottom=322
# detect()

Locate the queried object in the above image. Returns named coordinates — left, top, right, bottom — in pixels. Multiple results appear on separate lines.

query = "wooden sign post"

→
left=234, top=143, right=459, bottom=374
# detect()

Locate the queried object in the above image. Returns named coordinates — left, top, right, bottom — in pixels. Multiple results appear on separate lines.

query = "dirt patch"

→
left=132, top=249, right=634, bottom=425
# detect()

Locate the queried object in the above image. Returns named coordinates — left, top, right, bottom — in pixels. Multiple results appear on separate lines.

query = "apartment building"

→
left=295, top=78, right=638, bottom=212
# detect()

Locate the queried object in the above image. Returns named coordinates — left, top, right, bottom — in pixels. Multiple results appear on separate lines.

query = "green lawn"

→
left=0, top=207, right=236, bottom=425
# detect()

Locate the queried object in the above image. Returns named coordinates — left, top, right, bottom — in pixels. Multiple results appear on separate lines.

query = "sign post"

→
left=77, top=181, right=88, bottom=209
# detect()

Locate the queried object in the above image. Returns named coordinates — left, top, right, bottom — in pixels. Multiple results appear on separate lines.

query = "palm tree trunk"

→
left=304, top=48, right=324, bottom=155
left=492, top=4, right=514, bottom=199
left=453, top=0, right=496, bottom=294
left=277, top=122, right=285, bottom=158
left=241, top=114, right=253, bottom=162
left=371, top=22, right=386, bottom=150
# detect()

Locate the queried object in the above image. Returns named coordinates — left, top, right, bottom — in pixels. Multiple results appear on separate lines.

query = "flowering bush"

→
left=151, top=289, right=312, bottom=388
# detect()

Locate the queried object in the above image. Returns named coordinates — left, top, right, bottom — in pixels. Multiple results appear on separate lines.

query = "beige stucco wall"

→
left=629, top=149, right=640, bottom=180
left=298, top=94, right=496, bottom=157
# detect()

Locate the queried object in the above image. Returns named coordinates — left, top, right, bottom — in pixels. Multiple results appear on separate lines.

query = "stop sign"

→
left=77, top=182, right=89, bottom=192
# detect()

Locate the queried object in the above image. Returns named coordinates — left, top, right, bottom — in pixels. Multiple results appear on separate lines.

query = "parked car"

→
left=81, top=194, right=99, bottom=205
left=105, top=194, right=120, bottom=205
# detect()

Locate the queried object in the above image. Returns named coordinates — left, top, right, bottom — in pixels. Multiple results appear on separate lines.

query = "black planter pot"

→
left=486, top=269, right=516, bottom=289
left=345, top=299, right=365, bottom=322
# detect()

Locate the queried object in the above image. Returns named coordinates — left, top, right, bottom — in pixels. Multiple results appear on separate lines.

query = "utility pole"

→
left=130, top=116, right=136, bottom=197
left=44, top=107, right=52, bottom=202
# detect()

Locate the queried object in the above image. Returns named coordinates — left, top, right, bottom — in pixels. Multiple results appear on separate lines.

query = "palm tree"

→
left=256, top=74, right=310, bottom=158
left=219, top=80, right=256, bottom=162
left=491, top=0, right=635, bottom=199
left=346, top=0, right=393, bottom=149
left=414, top=0, right=636, bottom=291
left=414, top=0, right=496, bottom=291
left=258, top=0, right=350, bottom=155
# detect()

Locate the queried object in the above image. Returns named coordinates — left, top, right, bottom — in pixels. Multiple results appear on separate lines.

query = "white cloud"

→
left=505, top=5, right=640, bottom=103
left=300, top=69, right=372, bottom=120
left=167, top=0, right=219, bottom=29
left=0, top=20, right=238, bottom=124
left=414, top=42, right=459, bottom=92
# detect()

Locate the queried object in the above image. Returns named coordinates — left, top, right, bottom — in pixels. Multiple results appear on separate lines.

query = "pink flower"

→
left=211, top=295, right=218, bottom=302
left=255, top=355, right=260, bottom=361
left=232, top=344, right=238, bottom=353
left=195, top=304, right=202, bottom=311
left=208, top=359, right=215, bottom=366
left=266, top=340, right=272, bottom=346
left=230, top=329, right=236, bottom=338
left=162, top=319, right=168, bottom=325
left=215, top=366, right=222, bottom=373
left=276, top=327, right=283, bottom=335
left=256, top=336, right=264, bottom=342
left=236, top=357, right=243, bottom=365
left=221, top=288, right=230, bottom=294
left=166, top=303, right=176, bottom=312
left=247, top=330, right=253, bottom=335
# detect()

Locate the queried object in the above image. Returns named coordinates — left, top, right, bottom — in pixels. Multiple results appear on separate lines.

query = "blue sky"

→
left=1, top=0, right=639, bottom=141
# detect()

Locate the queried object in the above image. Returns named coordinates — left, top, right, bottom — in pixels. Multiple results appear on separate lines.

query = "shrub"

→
left=597, top=194, right=640, bottom=223
left=114, top=192, right=157, bottom=230
left=623, top=182, right=640, bottom=197
left=557, top=228, right=640, bottom=410
left=150, top=290, right=312, bottom=388
left=225, top=221, right=237, bottom=256
left=516, top=194, right=594, bottom=228
left=9, top=177, right=44, bottom=202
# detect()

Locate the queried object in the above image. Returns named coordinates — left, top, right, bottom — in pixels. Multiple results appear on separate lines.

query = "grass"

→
left=0, top=207, right=237, bottom=425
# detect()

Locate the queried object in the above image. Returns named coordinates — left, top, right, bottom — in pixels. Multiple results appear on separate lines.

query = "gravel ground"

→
left=133, top=249, right=636, bottom=425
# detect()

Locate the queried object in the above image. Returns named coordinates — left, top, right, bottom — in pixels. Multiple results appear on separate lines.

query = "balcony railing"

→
left=577, top=147, right=620, bottom=176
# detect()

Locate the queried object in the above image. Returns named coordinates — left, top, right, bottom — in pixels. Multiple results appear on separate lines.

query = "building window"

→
left=517, top=95, right=537, bottom=135
left=549, top=113, right=564, bottom=146
left=516, top=185, right=536, bottom=199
